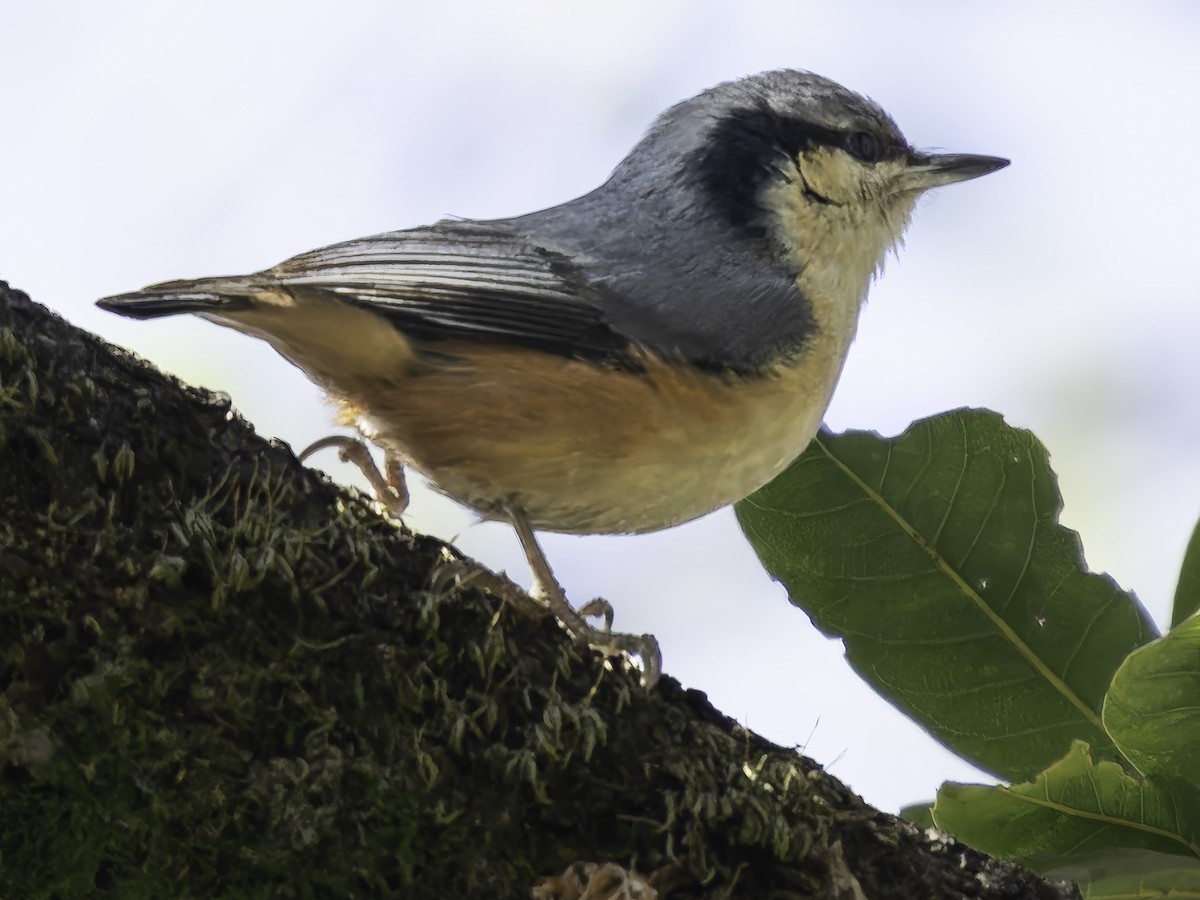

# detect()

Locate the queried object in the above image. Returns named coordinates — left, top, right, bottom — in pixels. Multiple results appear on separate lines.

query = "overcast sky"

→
left=4, top=1, right=1199, bottom=815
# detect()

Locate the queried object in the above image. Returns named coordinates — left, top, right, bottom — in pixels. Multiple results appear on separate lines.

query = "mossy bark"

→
left=0, top=282, right=1078, bottom=899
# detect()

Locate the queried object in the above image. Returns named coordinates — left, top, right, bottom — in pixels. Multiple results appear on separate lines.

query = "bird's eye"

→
left=843, top=131, right=886, bottom=163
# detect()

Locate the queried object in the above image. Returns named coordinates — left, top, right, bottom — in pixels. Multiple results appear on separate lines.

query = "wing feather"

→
left=266, top=221, right=631, bottom=361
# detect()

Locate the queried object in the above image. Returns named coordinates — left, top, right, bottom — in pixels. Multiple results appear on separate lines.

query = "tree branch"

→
left=0, top=282, right=1078, bottom=898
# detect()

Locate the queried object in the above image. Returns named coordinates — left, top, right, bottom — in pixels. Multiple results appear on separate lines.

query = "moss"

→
left=0, top=286, right=829, bottom=898
left=0, top=284, right=1078, bottom=899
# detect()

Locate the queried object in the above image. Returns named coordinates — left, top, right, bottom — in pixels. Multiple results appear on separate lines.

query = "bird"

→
left=98, top=69, right=1008, bottom=685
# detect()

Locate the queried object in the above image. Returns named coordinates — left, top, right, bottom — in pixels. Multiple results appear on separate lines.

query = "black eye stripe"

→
left=693, top=103, right=904, bottom=234
left=843, top=130, right=887, bottom=164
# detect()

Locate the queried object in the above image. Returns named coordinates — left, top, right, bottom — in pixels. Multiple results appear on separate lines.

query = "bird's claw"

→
left=430, top=559, right=550, bottom=621
left=299, top=435, right=408, bottom=516
left=435, top=562, right=661, bottom=687
left=533, top=587, right=660, bottom=687
left=576, top=597, right=615, bottom=632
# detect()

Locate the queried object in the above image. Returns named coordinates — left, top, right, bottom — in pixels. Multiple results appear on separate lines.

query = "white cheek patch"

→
left=795, top=147, right=861, bottom=205
left=763, top=155, right=918, bottom=305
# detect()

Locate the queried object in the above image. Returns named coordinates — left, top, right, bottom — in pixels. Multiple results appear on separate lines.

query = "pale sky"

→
left=4, top=1, right=1199, bottom=814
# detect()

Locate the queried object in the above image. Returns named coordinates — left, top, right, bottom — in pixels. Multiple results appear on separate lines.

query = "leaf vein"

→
left=812, top=433, right=1106, bottom=734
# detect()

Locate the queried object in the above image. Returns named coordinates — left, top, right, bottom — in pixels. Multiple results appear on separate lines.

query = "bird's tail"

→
left=96, top=276, right=258, bottom=320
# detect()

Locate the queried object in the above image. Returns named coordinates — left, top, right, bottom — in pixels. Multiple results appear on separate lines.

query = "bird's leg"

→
left=297, top=438, right=661, bottom=684
left=506, top=504, right=662, bottom=687
left=298, top=436, right=408, bottom=516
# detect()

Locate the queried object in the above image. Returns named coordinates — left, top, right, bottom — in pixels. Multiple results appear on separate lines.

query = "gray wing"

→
left=269, top=221, right=635, bottom=362
left=100, top=213, right=814, bottom=374
left=99, top=220, right=636, bottom=366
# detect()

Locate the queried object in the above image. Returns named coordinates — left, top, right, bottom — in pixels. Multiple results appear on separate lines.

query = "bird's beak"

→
left=893, top=152, right=1010, bottom=193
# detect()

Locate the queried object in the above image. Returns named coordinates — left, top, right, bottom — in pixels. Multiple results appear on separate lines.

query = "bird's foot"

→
left=299, top=435, right=408, bottom=516
left=432, top=559, right=661, bottom=688
left=533, top=583, right=661, bottom=688
left=503, top=506, right=662, bottom=687
left=430, top=558, right=551, bottom=622
left=576, top=596, right=615, bottom=632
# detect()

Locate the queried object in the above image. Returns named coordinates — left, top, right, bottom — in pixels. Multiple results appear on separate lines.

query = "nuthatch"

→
left=99, top=69, right=1008, bottom=684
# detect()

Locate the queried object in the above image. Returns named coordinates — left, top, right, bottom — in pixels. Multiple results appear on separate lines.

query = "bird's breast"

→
left=343, top=287, right=862, bottom=534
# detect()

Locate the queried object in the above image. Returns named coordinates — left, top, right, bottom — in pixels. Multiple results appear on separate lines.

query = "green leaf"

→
left=735, top=409, right=1158, bottom=781
left=899, top=801, right=935, bottom=829
left=933, top=742, right=1200, bottom=861
left=1173, top=517, right=1200, bottom=628
left=1042, top=848, right=1200, bottom=899
left=1103, top=613, right=1200, bottom=791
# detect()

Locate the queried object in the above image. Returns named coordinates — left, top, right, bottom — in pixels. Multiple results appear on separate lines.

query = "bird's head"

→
left=614, top=69, right=1008, bottom=284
